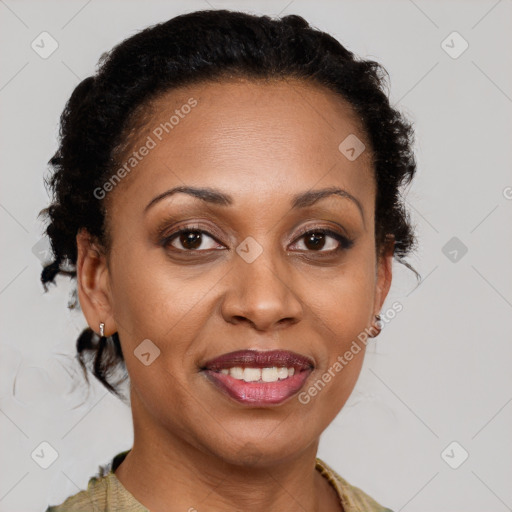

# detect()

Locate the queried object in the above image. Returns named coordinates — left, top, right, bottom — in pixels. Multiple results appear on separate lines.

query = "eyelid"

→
left=160, top=221, right=353, bottom=255
left=158, top=221, right=347, bottom=241
left=157, top=219, right=225, bottom=243
left=289, top=226, right=354, bottom=251
left=293, top=224, right=338, bottom=239
left=289, top=221, right=352, bottom=242
left=163, top=228, right=224, bottom=252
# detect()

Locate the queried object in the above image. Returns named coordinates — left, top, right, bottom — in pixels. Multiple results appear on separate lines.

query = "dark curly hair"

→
left=39, top=9, right=420, bottom=400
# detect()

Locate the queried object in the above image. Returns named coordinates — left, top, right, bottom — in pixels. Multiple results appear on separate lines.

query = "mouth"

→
left=200, top=349, right=314, bottom=407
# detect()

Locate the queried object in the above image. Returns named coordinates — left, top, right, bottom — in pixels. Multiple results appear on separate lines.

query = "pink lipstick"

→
left=201, top=349, right=314, bottom=407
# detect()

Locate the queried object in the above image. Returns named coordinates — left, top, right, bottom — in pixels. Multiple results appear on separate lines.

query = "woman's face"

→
left=78, top=78, right=393, bottom=466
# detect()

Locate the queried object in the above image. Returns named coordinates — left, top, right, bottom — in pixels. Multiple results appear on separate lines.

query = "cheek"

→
left=108, top=243, right=220, bottom=342
left=127, top=360, right=203, bottom=444
left=297, top=258, right=374, bottom=414
left=299, top=326, right=366, bottom=426
left=306, top=258, right=375, bottom=340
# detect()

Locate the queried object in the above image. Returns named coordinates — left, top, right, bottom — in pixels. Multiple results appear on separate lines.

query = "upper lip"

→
left=201, top=349, right=315, bottom=372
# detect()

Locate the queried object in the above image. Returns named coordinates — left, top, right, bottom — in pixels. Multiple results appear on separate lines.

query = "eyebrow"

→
left=144, top=185, right=365, bottom=221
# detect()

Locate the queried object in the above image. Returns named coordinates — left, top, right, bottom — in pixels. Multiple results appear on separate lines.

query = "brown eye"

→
left=303, top=232, right=329, bottom=251
left=178, top=231, right=203, bottom=250
left=163, top=229, right=223, bottom=252
left=291, top=228, right=354, bottom=253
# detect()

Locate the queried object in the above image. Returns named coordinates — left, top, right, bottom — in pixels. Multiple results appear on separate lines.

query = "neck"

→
left=114, top=388, right=341, bottom=512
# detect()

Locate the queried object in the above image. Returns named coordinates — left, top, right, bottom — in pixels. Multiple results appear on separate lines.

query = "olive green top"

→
left=46, top=450, right=393, bottom=511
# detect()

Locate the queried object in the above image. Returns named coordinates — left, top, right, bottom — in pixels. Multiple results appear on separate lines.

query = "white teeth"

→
left=243, top=368, right=261, bottom=382
left=261, top=367, right=279, bottom=382
left=230, top=367, right=244, bottom=379
left=276, top=367, right=289, bottom=380
left=220, top=367, right=296, bottom=382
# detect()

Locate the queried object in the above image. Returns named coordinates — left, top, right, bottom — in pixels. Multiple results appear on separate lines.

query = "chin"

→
left=205, top=430, right=313, bottom=469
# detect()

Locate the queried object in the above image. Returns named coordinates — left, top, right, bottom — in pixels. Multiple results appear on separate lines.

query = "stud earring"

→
left=99, top=322, right=105, bottom=337
left=369, top=314, right=382, bottom=338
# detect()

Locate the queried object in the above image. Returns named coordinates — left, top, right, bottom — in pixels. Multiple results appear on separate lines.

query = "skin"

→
left=76, top=78, right=394, bottom=512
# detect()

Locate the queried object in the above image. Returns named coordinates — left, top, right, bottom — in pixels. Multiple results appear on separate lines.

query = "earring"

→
left=99, top=322, right=105, bottom=337
left=369, top=314, right=382, bottom=338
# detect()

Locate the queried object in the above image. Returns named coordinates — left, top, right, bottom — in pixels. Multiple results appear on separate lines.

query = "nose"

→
left=220, top=248, right=303, bottom=331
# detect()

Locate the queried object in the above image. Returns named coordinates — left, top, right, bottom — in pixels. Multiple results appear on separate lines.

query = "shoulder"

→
left=315, top=457, right=394, bottom=512
left=45, top=450, right=148, bottom=512
left=45, top=450, right=134, bottom=512
left=45, top=474, right=109, bottom=512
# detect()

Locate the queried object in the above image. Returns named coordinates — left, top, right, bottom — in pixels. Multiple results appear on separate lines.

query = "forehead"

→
left=108, top=78, right=375, bottom=218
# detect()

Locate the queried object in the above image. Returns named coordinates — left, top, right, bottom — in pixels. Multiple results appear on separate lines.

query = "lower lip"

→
left=202, top=369, right=312, bottom=406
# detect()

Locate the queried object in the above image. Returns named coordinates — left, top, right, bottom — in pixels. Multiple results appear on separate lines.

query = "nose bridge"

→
left=221, top=236, right=302, bottom=329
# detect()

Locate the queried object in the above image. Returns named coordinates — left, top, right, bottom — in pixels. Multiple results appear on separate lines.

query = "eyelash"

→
left=160, top=224, right=354, bottom=255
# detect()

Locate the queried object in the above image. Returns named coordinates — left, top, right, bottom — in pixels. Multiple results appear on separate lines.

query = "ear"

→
left=76, top=229, right=116, bottom=337
left=373, top=234, right=394, bottom=316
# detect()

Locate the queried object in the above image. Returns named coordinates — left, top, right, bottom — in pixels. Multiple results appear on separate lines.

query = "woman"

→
left=42, top=8, right=418, bottom=512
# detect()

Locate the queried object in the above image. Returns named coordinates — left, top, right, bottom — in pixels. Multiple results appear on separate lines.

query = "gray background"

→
left=1, top=0, right=511, bottom=510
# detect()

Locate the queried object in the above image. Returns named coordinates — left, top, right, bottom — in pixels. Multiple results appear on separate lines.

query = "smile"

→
left=200, top=349, right=314, bottom=406
left=217, top=366, right=296, bottom=382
